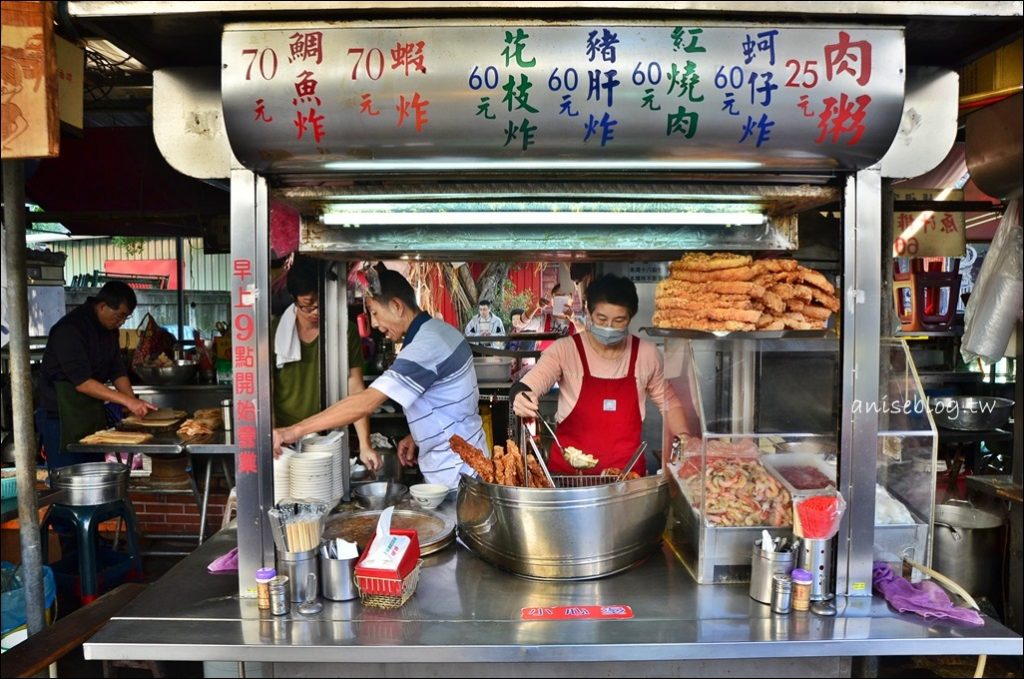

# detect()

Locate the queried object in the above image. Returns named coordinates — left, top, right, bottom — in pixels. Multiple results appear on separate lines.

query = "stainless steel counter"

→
left=85, top=517, right=1022, bottom=672
left=67, top=432, right=235, bottom=456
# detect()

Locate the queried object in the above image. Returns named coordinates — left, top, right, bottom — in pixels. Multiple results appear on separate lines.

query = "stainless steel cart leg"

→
left=198, top=455, right=214, bottom=545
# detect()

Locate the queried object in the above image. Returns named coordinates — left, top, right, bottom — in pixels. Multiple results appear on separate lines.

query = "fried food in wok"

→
left=449, top=435, right=553, bottom=488
left=563, top=446, right=598, bottom=469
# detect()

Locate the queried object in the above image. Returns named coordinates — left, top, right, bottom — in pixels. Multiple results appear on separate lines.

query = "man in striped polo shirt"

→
left=273, top=268, right=483, bottom=489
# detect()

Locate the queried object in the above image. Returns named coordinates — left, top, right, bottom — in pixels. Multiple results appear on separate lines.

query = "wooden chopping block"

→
left=79, top=430, right=154, bottom=445
left=118, top=408, right=188, bottom=432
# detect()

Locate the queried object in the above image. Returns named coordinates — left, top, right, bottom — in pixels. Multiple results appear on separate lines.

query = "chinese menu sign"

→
left=222, top=23, right=904, bottom=173
left=893, top=188, right=966, bottom=257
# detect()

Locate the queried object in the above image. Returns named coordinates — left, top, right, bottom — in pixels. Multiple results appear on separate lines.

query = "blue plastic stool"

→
left=40, top=500, right=143, bottom=605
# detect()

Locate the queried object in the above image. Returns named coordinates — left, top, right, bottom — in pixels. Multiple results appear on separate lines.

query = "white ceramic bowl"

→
left=410, top=483, right=448, bottom=509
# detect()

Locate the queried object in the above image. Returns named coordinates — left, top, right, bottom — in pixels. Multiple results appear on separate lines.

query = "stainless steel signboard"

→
left=222, top=22, right=904, bottom=173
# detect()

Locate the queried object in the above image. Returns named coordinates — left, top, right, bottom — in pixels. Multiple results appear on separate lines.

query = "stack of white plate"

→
left=273, top=447, right=295, bottom=504
left=299, top=431, right=345, bottom=505
left=288, top=452, right=334, bottom=503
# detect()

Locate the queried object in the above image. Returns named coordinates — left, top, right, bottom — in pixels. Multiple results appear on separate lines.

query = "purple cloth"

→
left=207, top=547, right=239, bottom=573
left=873, top=562, right=984, bottom=626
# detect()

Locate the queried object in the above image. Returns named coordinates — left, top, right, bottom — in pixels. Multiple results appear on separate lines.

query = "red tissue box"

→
left=354, top=528, right=420, bottom=598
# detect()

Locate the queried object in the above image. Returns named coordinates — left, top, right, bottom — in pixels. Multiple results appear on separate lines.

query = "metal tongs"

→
left=525, top=433, right=556, bottom=488
left=617, top=441, right=648, bottom=482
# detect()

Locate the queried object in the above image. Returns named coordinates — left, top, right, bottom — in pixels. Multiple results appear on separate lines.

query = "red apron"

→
left=548, top=334, right=644, bottom=476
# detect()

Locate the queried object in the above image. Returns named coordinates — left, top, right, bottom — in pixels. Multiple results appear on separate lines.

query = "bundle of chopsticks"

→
left=654, top=253, right=841, bottom=332
left=268, top=499, right=328, bottom=553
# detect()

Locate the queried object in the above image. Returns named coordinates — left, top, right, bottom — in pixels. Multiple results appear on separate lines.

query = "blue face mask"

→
left=590, top=324, right=627, bottom=346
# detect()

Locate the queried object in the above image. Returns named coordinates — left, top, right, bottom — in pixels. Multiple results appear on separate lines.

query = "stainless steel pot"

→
left=457, top=473, right=669, bottom=580
left=932, top=502, right=1004, bottom=601
left=51, top=462, right=129, bottom=506
left=134, top=360, right=197, bottom=386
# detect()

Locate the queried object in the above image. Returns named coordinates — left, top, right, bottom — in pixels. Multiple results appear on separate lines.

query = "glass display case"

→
left=660, top=333, right=936, bottom=584
left=874, top=338, right=938, bottom=580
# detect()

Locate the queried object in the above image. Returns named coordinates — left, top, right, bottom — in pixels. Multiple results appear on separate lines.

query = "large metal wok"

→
left=456, top=473, right=669, bottom=580
left=929, top=396, right=1014, bottom=431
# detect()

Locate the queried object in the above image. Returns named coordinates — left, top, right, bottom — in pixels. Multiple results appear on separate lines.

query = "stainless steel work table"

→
left=67, top=433, right=236, bottom=544
left=84, top=521, right=1022, bottom=677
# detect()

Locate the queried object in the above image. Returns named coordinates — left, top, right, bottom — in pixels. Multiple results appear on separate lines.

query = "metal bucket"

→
left=51, top=462, right=129, bottom=506
left=932, top=502, right=1004, bottom=601
left=457, top=473, right=669, bottom=580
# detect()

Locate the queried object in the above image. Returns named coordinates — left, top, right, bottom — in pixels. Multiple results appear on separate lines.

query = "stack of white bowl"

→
left=273, top=447, right=295, bottom=504
left=288, top=452, right=334, bottom=504
left=299, top=431, right=345, bottom=506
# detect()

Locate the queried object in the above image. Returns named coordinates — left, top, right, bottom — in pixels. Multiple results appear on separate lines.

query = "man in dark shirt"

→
left=37, top=281, right=156, bottom=472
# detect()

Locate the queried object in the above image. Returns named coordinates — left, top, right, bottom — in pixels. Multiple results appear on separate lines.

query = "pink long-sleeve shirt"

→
left=519, top=333, right=682, bottom=424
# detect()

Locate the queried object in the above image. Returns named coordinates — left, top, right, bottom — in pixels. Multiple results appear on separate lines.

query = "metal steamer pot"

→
left=456, top=473, right=669, bottom=580
left=932, top=501, right=1005, bottom=601
left=51, top=462, right=129, bottom=506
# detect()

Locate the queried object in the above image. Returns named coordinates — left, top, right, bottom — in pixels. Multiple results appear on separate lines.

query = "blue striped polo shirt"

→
left=370, top=313, right=484, bottom=489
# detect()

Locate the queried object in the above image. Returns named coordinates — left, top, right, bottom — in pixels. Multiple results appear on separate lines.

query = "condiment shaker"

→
left=255, top=567, right=276, bottom=610
left=269, top=575, right=290, bottom=615
left=771, top=574, right=793, bottom=614
left=790, top=568, right=813, bottom=611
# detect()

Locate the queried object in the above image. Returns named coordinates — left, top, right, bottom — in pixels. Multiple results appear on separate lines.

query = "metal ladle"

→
left=535, top=416, right=567, bottom=459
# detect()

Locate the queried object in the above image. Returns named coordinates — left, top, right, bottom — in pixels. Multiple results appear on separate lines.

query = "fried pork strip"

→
left=657, top=279, right=766, bottom=298
left=670, top=267, right=758, bottom=283
left=655, top=254, right=839, bottom=333
left=450, top=434, right=495, bottom=483
left=795, top=266, right=835, bottom=295
left=669, top=253, right=753, bottom=272
left=655, top=293, right=753, bottom=309
left=657, top=306, right=763, bottom=324
left=653, top=312, right=757, bottom=332
left=811, top=288, right=841, bottom=312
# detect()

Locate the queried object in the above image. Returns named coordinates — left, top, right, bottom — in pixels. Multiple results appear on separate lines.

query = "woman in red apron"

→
left=545, top=333, right=643, bottom=475
left=511, top=274, right=689, bottom=476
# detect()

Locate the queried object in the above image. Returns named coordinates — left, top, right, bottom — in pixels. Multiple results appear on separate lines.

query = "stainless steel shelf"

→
left=643, top=327, right=836, bottom=340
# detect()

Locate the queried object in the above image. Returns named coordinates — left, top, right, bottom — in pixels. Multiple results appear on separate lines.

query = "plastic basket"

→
left=1, top=475, right=16, bottom=500
left=2, top=562, right=57, bottom=636
left=356, top=561, right=422, bottom=609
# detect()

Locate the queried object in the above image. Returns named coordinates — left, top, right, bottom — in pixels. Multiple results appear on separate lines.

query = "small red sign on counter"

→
left=521, top=605, right=634, bottom=620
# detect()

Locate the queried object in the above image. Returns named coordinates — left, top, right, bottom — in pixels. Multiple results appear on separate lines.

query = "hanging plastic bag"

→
left=961, top=198, right=1023, bottom=365
left=131, top=312, right=176, bottom=367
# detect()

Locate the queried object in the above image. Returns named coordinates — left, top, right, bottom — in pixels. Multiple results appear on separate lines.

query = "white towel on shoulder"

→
left=275, top=304, right=302, bottom=368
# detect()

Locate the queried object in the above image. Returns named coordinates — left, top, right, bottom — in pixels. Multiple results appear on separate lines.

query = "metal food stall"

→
left=82, top=7, right=1022, bottom=676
